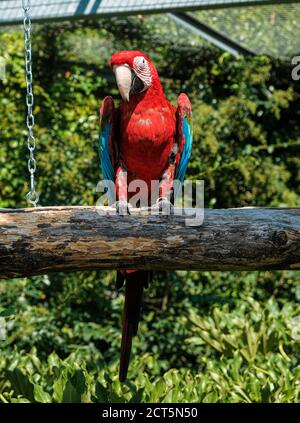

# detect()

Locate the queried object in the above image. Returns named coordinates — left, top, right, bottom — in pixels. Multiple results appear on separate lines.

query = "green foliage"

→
left=0, top=15, right=299, bottom=403
left=0, top=292, right=299, bottom=403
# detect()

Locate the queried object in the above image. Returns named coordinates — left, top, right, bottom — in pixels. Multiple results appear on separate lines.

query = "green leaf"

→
left=0, top=307, right=15, bottom=317
left=130, top=388, right=144, bottom=403
left=93, top=380, right=109, bottom=403
left=34, top=385, right=52, bottom=403
left=62, top=370, right=86, bottom=403
left=6, top=369, right=35, bottom=402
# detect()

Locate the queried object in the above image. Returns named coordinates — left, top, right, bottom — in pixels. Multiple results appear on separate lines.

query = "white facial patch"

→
left=133, top=56, right=152, bottom=91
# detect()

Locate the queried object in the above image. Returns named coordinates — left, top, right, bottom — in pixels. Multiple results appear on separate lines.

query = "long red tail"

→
left=118, top=270, right=149, bottom=382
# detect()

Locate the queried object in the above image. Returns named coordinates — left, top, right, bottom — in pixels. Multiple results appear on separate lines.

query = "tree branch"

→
left=0, top=206, right=299, bottom=279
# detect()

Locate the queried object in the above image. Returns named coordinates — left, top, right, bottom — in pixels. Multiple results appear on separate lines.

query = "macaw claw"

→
left=112, top=200, right=132, bottom=215
left=152, top=197, right=174, bottom=214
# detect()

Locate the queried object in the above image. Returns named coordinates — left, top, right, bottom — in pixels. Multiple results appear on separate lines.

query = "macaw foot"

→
left=151, top=197, right=174, bottom=214
left=112, top=200, right=132, bottom=215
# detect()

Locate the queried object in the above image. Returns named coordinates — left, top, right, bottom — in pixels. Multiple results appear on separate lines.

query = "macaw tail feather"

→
left=118, top=270, right=150, bottom=382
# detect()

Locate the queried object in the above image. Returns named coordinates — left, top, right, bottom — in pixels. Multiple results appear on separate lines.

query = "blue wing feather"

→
left=174, top=93, right=192, bottom=200
left=175, top=115, right=192, bottom=184
left=99, top=121, right=114, bottom=182
left=99, top=97, right=116, bottom=203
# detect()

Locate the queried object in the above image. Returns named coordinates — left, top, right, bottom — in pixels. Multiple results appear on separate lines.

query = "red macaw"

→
left=99, top=50, right=192, bottom=381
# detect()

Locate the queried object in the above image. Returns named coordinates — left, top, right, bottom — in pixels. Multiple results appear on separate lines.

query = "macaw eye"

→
left=134, top=56, right=147, bottom=69
left=132, top=55, right=152, bottom=91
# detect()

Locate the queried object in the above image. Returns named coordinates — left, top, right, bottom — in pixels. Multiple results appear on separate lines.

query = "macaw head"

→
left=110, top=50, right=161, bottom=102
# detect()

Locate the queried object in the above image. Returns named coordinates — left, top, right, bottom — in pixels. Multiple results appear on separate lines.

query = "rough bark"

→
left=0, top=206, right=299, bottom=279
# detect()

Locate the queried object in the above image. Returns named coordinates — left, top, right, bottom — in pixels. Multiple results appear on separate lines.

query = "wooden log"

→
left=0, top=206, right=299, bottom=279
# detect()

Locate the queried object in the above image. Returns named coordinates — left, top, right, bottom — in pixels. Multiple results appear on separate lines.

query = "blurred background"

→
left=0, top=1, right=299, bottom=402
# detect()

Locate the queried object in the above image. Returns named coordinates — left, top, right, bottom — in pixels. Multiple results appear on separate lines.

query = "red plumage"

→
left=100, top=50, right=192, bottom=382
left=120, top=99, right=176, bottom=190
left=110, top=51, right=176, bottom=200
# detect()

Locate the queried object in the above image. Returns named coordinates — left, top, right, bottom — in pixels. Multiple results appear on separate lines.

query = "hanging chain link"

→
left=22, top=0, right=40, bottom=207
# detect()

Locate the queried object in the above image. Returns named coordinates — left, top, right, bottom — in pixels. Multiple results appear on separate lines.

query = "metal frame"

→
left=169, top=12, right=254, bottom=56
left=0, top=0, right=299, bottom=56
left=1, top=0, right=299, bottom=26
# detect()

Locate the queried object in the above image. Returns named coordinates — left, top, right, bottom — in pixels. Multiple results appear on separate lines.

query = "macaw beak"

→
left=113, top=65, right=132, bottom=102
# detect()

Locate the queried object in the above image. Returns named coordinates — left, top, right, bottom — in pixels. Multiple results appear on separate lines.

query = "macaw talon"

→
left=112, top=200, right=132, bottom=215
left=151, top=197, right=174, bottom=214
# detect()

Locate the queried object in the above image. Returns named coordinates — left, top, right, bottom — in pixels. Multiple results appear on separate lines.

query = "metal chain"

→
left=22, top=0, right=40, bottom=207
